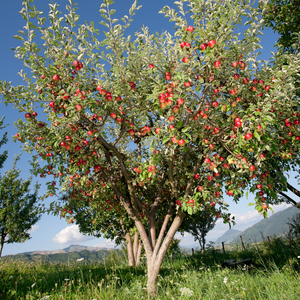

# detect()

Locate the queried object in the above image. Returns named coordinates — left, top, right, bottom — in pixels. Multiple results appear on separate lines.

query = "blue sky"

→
left=0, top=0, right=297, bottom=256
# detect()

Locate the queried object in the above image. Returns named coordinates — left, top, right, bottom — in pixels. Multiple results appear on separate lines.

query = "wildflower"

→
left=223, top=277, right=228, bottom=284
left=180, top=287, right=194, bottom=298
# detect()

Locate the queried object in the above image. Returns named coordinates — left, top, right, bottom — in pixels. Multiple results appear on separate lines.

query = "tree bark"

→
left=287, top=182, right=300, bottom=198
left=136, top=240, right=142, bottom=266
left=144, top=210, right=185, bottom=296
left=133, top=232, right=139, bottom=262
left=124, top=232, right=135, bottom=266
left=278, top=191, right=300, bottom=209
left=0, top=230, right=5, bottom=258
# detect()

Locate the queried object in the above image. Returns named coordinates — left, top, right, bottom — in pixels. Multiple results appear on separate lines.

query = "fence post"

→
left=192, top=248, right=194, bottom=255
left=240, top=235, right=246, bottom=250
left=222, top=241, right=225, bottom=254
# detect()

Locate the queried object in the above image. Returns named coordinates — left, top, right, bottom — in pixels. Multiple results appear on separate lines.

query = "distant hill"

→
left=1, top=245, right=122, bottom=264
left=214, top=229, right=242, bottom=245
left=230, top=206, right=299, bottom=244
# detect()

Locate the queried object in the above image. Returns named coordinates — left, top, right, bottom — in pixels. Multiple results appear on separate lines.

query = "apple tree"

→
left=1, top=0, right=300, bottom=295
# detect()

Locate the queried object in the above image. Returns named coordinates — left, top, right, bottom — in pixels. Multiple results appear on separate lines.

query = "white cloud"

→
left=93, top=240, right=116, bottom=249
left=29, top=225, right=39, bottom=234
left=53, top=225, right=94, bottom=244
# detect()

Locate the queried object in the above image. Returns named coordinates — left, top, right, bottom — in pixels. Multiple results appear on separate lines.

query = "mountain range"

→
left=1, top=206, right=299, bottom=262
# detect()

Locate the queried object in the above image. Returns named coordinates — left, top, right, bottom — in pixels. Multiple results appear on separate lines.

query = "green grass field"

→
left=0, top=238, right=299, bottom=299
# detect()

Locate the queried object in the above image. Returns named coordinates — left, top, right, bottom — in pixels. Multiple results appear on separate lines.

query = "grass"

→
left=0, top=238, right=299, bottom=300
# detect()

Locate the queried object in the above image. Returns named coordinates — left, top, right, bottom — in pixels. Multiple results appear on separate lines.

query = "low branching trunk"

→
left=135, top=211, right=185, bottom=296
left=125, top=232, right=135, bottom=266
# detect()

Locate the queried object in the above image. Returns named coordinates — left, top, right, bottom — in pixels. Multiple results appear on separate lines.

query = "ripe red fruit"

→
left=198, top=186, right=203, bottom=191
left=257, top=184, right=263, bottom=190
left=212, top=101, right=218, bottom=107
left=172, top=106, right=179, bottom=113
left=168, top=116, right=175, bottom=122
left=233, top=73, right=240, bottom=80
left=208, top=40, right=216, bottom=49
left=194, top=174, right=199, bottom=180
left=25, top=113, right=32, bottom=118
left=227, top=190, right=233, bottom=196
left=52, top=74, right=60, bottom=81
left=177, top=98, right=184, bottom=106
left=214, top=61, right=221, bottom=68
left=75, top=104, right=82, bottom=111
left=110, top=112, right=117, bottom=119
left=178, top=139, right=185, bottom=146
left=182, top=57, right=189, bottom=63
left=187, top=199, right=195, bottom=207
left=186, top=26, right=194, bottom=32
left=249, top=165, right=255, bottom=171
left=148, top=63, right=154, bottom=69
left=243, top=77, right=249, bottom=84
left=200, top=43, right=208, bottom=50
left=155, top=128, right=161, bottom=134
left=73, top=60, right=79, bottom=67
left=184, top=81, right=191, bottom=87
left=262, top=204, right=268, bottom=210
left=244, top=133, right=253, bottom=140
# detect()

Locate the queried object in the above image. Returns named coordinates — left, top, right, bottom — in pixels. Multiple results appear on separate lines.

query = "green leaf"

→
left=162, top=137, right=169, bottom=144
left=13, top=35, right=24, bottom=41
left=182, top=126, right=190, bottom=133
left=254, top=131, right=261, bottom=141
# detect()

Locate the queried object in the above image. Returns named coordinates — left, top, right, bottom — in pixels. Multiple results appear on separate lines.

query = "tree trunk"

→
left=141, top=211, right=185, bottom=296
left=125, top=232, right=135, bottom=266
left=136, top=240, right=142, bottom=266
left=0, top=230, right=5, bottom=258
left=133, top=232, right=139, bottom=262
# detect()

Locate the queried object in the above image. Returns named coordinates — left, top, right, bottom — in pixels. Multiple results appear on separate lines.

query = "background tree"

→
left=264, top=0, right=300, bottom=54
left=182, top=208, right=218, bottom=251
left=1, top=0, right=300, bottom=295
left=0, top=158, right=41, bottom=257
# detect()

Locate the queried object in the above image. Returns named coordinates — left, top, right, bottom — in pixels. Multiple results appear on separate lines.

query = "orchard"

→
left=1, top=0, right=300, bottom=295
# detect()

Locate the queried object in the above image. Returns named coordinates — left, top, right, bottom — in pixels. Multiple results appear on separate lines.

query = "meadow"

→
left=0, top=237, right=299, bottom=300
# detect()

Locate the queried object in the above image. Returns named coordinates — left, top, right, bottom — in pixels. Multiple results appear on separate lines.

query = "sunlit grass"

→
left=0, top=239, right=299, bottom=299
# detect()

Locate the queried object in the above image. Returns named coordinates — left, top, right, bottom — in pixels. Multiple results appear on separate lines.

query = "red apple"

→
left=186, top=26, right=194, bottom=32
left=214, top=61, right=221, bottom=68
left=208, top=39, right=216, bottom=49
left=75, top=104, right=82, bottom=111
left=244, top=133, right=253, bottom=140
left=52, top=74, right=60, bottom=81
left=178, top=139, right=185, bottom=146
left=200, top=43, right=208, bottom=50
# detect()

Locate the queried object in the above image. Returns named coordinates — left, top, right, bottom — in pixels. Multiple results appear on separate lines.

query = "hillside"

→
left=230, top=206, right=299, bottom=244
left=1, top=246, right=122, bottom=264
left=214, top=229, right=242, bottom=245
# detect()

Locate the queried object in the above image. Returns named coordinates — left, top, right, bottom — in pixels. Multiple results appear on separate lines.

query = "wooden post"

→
left=267, top=236, right=272, bottom=244
left=192, top=248, right=194, bottom=255
left=222, top=241, right=225, bottom=254
left=240, top=235, right=246, bottom=250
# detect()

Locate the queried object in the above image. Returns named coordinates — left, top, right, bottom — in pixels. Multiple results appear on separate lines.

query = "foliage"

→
left=0, top=159, right=41, bottom=257
left=1, top=0, right=300, bottom=294
left=287, top=212, right=300, bottom=238
left=264, top=0, right=300, bottom=53
left=182, top=209, right=218, bottom=250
